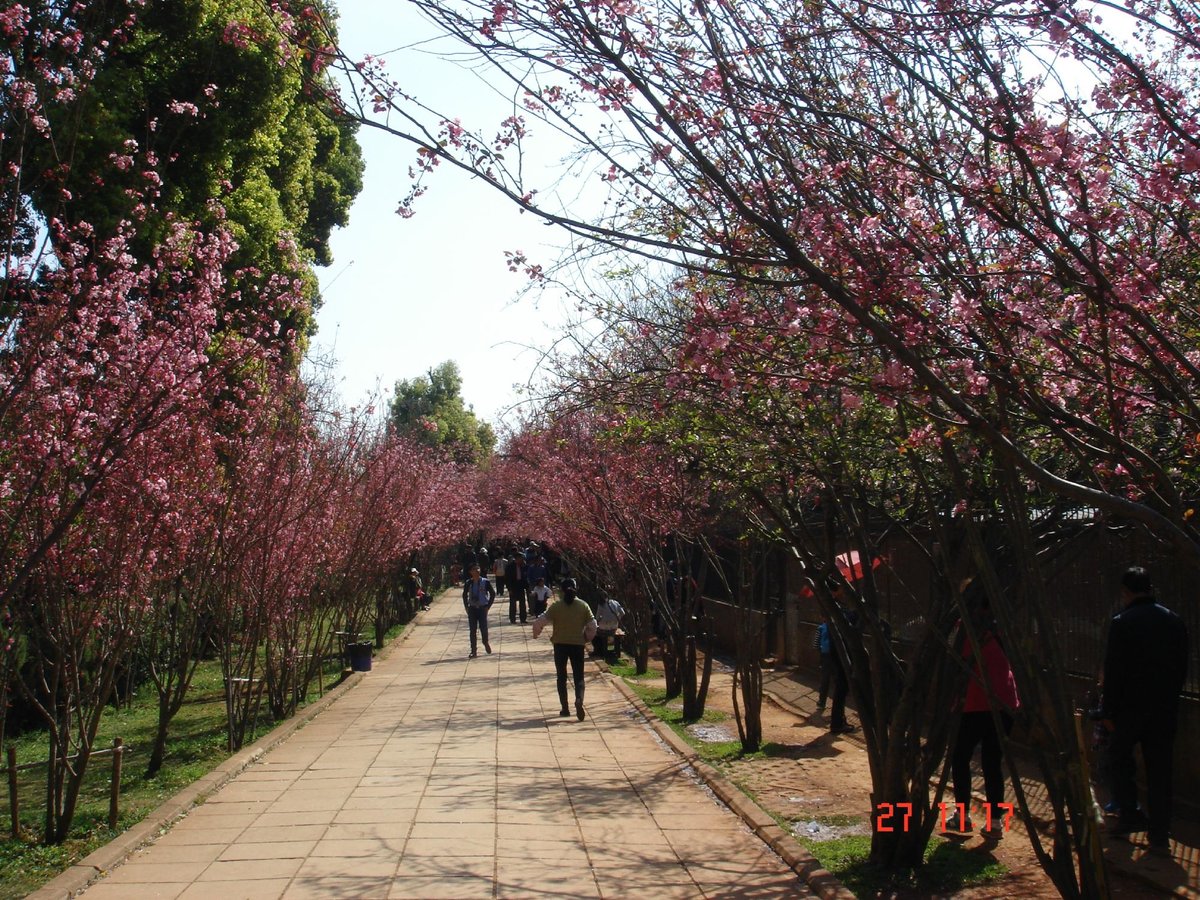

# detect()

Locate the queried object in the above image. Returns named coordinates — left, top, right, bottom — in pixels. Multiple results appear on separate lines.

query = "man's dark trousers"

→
left=1110, top=709, right=1175, bottom=843
left=467, top=605, right=490, bottom=655
left=508, top=584, right=527, bottom=623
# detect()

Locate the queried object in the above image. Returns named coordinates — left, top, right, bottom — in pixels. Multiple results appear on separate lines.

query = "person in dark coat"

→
left=457, top=543, right=478, bottom=583
left=505, top=551, right=528, bottom=623
left=1101, top=566, right=1189, bottom=851
left=826, top=581, right=857, bottom=735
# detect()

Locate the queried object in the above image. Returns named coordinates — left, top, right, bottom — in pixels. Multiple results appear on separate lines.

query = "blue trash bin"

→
left=348, top=642, right=373, bottom=672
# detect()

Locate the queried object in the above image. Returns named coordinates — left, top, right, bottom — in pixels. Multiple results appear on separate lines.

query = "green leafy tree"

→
left=24, top=0, right=363, bottom=334
left=389, top=361, right=496, bottom=464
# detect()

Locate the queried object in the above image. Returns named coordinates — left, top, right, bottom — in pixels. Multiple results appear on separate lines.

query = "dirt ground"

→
left=625, top=658, right=1163, bottom=899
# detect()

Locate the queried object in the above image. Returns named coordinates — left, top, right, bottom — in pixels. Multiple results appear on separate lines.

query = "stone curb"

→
left=601, top=666, right=856, bottom=900
left=27, top=607, right=427, bottom=900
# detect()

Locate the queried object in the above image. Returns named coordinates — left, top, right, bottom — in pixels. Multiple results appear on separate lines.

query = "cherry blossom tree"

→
left=1, top=3, right=327, bottom=828
left=197, top=376, right=328, bottom=749
left=499, top=407, right=718, bottom=715
left=317, top=0, right=1200, bottom=555
left=0, top=213, right=297, bottom=840
left=297, top=1, right=1200, bottom=890
left=135, top=415, right=229, bottom=778
left=550, top=270, right=1111, bottom=877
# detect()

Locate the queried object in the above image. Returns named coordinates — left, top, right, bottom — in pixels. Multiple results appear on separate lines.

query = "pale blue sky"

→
left=311, top=0, right=571, bottom=427
left=309, top=1, right=1133, bottom=434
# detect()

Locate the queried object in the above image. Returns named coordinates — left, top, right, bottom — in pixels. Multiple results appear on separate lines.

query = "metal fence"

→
left=780, top=525, right=1199, bottom=697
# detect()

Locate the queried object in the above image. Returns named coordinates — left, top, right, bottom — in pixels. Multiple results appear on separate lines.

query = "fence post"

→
left=108, top=738, right=123, bottom=830
left=1073, top=711, right=1109, bottom=896
left=7, top=746, right=17, bottom=839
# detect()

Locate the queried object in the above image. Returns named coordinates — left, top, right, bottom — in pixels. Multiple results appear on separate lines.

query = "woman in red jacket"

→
left=947, top=601, right=1020, bottom=833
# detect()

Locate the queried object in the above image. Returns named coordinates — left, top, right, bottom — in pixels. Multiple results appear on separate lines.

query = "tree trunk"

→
left=53, top=747, right=91, bottom=844
left=662, top=619, right=683, bottom=699
left=43, top=736, right=56, bottom=845
left=734, top=630, right=763, bottom=753
left=697, top=628, right=712, bottom=713
left=147, top=696, right=172, bottom=778
left=732, top=660, right=762, bottom=752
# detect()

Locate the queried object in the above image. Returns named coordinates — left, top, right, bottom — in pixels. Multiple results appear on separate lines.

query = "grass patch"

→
left=622, top=679, right=725, bottom=726
left=607, top=661, right=658, bottom=680
left=690, top=737, right=787, bottom=764
left=385, top=623, right=406, bottom=641
left=798, top=833, right=1008, bottom=895
left=0, top=648, right=355, bottom=900
left=620, top=677, right=787, bottom=763
left=693, top=739, right=750, bottom=763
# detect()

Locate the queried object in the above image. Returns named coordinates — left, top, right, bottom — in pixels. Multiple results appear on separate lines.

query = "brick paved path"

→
left=76, top=589, right=811, bottom=899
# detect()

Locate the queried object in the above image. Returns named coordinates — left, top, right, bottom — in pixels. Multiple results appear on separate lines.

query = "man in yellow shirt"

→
left=532, top=578, right=597, bottom=720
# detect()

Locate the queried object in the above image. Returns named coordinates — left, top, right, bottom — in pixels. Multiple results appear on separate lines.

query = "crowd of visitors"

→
left=433, top=544, right=1189, bottom=854
left=450, top=541, right=620, bottom=723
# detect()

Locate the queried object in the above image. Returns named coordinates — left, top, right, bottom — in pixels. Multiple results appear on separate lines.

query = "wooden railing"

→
left=6, top=738, right=126, bottom=839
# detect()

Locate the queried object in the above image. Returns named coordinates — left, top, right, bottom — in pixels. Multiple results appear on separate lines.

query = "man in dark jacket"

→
left=1101, top=566, right=1189, bottom=851
left=505, top=551, right=528, bottom=623
left=462, top=565, right=496, bottom=658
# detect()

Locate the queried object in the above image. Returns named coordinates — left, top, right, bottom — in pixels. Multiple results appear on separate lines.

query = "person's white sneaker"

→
left=944, top=809, right=973, bottom=832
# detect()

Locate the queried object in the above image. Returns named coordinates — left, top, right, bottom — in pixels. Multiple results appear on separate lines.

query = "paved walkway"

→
left=76, top=591, right=811, bottom=899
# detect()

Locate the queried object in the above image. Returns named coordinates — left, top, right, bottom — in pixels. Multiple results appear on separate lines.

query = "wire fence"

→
left=784, top=524, right=1200, bottom=697
left=697, top=520, right=1198, bottom=697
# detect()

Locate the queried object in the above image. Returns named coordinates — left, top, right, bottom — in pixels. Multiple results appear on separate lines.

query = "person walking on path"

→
left=529, top=576, right=552, bottom=618
left=506, top=551, right=528, bottom=623
left=462, top=564, right=496, bottom=658
left=826, top=582, right=856, bottom=735
left=815, top=614, right=833, bottom=713
left=532, top=578, right=597, bottom=720
left=591, top=593, right=624, bottom=660
left=492, top=551, right=507, bottom=596
left=527, top=554, right=549, bottom=589
left=947, top=594, right=1020, bottom=833
left=1101, top=566, right=1189, bottom=851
